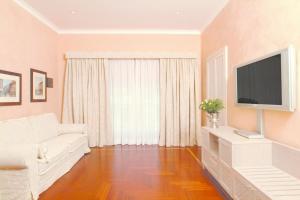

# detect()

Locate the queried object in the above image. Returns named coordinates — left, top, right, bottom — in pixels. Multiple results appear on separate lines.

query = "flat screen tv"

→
left=235, top=46, right=296, bottom=112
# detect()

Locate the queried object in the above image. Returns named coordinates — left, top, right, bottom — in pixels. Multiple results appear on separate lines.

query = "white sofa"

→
left=0, top=113, right=90, bottom=200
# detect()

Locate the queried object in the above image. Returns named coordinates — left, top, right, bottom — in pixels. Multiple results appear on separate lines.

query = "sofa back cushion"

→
left=29, top=113, right=59, bottom=143
left=0, top=117, right=36, bottom=144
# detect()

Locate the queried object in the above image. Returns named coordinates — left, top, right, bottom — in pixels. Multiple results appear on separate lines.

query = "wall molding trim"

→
left=13, top=0, right=201, bottom=36
left=13, top=0, right=59, bottom=32
left=58, top=29, right=201, bottom=35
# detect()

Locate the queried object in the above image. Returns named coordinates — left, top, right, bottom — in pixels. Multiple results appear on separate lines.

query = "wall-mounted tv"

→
left=235, top=46, right=296, bottom=112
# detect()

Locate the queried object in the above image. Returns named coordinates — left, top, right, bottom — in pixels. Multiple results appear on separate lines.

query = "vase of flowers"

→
left=200, top=99, right=224, bottom=128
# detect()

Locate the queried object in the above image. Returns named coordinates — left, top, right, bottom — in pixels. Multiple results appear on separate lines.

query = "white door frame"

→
left=206, top=46, right=228, bottom=125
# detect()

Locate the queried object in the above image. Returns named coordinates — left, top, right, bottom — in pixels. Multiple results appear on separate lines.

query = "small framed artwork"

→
left=0, top=70, right=22, bottom=106
left=30, top=68, right=47, bottom=102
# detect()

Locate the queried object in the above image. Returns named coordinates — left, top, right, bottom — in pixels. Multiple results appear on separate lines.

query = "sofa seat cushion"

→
left=37, top=134, right=87, bottom=175
left=38, top=138, right=70, bottom=175
left=57, top=134, right=87, bottom=153
left=38, top=153, right=68, bottom=176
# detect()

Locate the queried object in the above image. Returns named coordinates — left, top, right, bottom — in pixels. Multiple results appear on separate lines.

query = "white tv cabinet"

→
left=201, top=126, right=300, bottom=200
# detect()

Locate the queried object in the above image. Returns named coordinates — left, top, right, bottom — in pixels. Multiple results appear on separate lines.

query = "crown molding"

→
left=57, top=29, right=201, bottom=35
left=13, top=0, right=59, bottom=32
left=13, top=0, right=201, bottom=36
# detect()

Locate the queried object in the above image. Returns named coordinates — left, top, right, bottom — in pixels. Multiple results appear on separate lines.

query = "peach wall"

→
left=0, top=0, right=59, bottom=120
left=201, top=0, right=300, bottom=148
left=57, top=34, right=201, bottom=116
left=0, top=0, right=201, bottom=122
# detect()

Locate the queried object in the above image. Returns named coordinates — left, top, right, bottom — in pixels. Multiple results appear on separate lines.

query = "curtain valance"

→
left=65, top=52, right=199, bottom=59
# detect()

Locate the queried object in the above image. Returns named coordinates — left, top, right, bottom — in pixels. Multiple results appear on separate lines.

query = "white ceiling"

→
left=14, top=0, right=228, bottom=34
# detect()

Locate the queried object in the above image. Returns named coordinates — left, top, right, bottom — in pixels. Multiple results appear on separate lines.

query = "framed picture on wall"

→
left=30, top=68, right=47, bottom=102
left=0, top=69, right=22, bottom=106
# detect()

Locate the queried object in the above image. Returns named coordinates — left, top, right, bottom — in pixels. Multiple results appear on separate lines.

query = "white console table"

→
left=201, top=126, right=300, bottom=200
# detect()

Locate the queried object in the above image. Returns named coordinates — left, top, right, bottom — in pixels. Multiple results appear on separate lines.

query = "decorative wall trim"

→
left=206, top=46, right=228, bottom=125
left=13, top=0, right=59, bottom=32
left=58, top=29, right=201, bottom=35
left=65, top=52, right=200, bottom=59
left=13, top=1, right=201, bottom=35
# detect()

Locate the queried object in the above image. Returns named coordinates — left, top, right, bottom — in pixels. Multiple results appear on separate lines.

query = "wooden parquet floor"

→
left=39, top=146, right=223, bottom=200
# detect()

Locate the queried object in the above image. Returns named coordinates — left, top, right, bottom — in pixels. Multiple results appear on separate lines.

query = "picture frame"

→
left=30, top=68, right=47, bottom=102
left=0, top=69, right=22, bottom=106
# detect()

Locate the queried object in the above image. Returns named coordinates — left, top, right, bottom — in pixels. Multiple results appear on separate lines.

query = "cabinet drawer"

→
left=203, top=149, right=219, bottom=179
left=201, top=129, right=209, bottom=149
left=254, top=190, right=270, bottom=200
left=219, top=161, right=233, bottom=196
left=202, top=148, right=209, bottom=166
left=219, top=139, right=232, bottom=166
left=234, top=174, right=256, bottom=200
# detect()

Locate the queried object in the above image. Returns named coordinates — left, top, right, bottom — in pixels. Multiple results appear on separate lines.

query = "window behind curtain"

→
left=108, top=59, right=160, bottom=145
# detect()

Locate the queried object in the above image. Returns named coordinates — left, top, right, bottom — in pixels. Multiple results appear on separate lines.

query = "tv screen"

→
left=237, top=54, right=282, bottom=105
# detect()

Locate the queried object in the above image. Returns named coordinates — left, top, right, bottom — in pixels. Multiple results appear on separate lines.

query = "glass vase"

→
left=207, top=113, right=219, bottom=128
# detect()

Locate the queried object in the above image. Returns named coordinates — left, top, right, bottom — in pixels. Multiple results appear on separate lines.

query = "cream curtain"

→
left=62, top=57, right=201, bottom=147
left=159, top=58, right=201, bottom=147
left=108, top=59, right=160, bottom=145
left=62, top=58, right=112, bottom=147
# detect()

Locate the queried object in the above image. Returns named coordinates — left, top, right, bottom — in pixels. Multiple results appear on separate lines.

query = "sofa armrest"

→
left=58, top=124, right=87, bottom=135
left=0, top=152, right=26, bottom=169
left=0, top=144, right=37, bottom=169
left=0, top=143, right=39, bottom=200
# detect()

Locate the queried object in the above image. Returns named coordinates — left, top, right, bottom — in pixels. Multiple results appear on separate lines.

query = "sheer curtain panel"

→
left=108, top=59, right=160, bottom=145
left=159, top=58, right=201, bottom=147
left=62, top=58, right=112, bottom=147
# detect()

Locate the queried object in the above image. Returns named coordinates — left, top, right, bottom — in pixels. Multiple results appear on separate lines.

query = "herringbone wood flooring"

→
left=39, top=146, right=223, bottom=200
